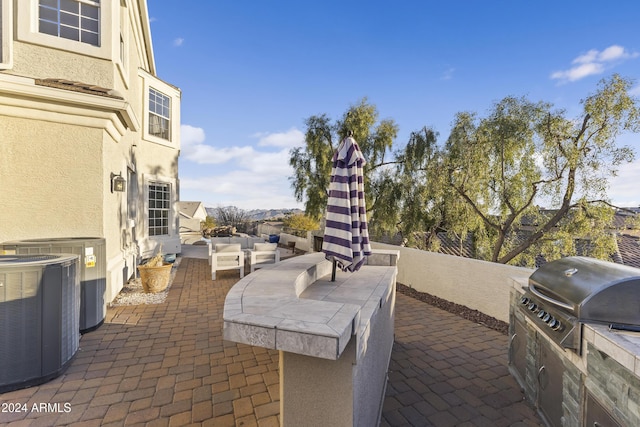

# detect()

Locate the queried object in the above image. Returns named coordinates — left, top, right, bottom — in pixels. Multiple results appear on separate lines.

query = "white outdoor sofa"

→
left=211, top=243, right=244, bottom=280
left=206, top=236, right=266, bottom=265
left=247, top=242, right=280, bottom=273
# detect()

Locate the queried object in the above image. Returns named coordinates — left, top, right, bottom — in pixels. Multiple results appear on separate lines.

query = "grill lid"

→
left=529, top=256, right=640, bottom=324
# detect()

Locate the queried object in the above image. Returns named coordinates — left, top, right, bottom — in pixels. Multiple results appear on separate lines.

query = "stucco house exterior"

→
left=0, top=0, right=181, bottom=303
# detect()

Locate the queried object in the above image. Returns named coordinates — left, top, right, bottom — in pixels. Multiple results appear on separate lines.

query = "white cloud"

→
left=550, top=62, right=604, bottom=82
left=608, top=161, right=640, bottom=207
left=187, top=144, right=255, bottom=165
left=441, top=67, right=455, bottom=81
left=180, top=125, right=301, bottom=168
left=178, top=125, right=304, bottom=209
left=550, top=45, right=639, bottom=83
left=180, top=124, right=252, bottom=164
left=598, top=45, right=629, bottom=62
left=241, top=149, right=293, bottom=175
left=573, top=49, right=599, bottom=65
left=253, top=128, right=305, bottom=148
left=181, top=124, right=205, bottom=147
left=180, top=169, right=302, bottom=210
left=173, top=38, right=184, bottom=47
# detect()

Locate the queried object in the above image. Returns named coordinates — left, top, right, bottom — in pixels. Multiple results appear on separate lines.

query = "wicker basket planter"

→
left=138, top=263, right=172, bottom=293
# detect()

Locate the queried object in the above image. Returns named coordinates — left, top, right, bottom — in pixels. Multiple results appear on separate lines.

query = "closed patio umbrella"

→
left=322, top=133, right=372, bottom=277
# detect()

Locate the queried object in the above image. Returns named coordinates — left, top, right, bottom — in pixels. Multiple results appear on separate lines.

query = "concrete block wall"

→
left=277, top=232, right=312, bottom=253
left=372, top=242, right=532, bottom=322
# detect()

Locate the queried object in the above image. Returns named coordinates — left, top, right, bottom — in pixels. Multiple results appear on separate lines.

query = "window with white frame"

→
left=0, top=0, right=13, bottom=68
left=0, top=5, right=3, bottom=63
left=140, top=69, right=181, bottom=146
left=148, top=87, right=171, bottom=140
left=148, top=182, right=170, bottom=236
left=38, top=0, right=100, bottom=46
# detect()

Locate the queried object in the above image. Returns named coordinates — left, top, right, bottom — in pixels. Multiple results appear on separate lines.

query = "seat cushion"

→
left=217, top=256, right=240, bottom=267
left=254, top=242, right=277, bottom=251
left=215, top=243, right=241, bottom=253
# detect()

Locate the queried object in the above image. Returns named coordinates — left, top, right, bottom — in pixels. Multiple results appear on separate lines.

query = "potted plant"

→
left=137, top=247, right=172, bottom=293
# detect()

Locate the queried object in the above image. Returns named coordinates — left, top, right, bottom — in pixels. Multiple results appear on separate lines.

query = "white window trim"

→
left=115, top=0, right=130, bottom=88
left=139, top=69, right=181, bottom=148
left=17, top=0, right=114, bottom=60
left=148, top=181, right=171, bottom=237
left=142, top=175, right=179, bottom=242
left=0, top=0, right=13, bottom=69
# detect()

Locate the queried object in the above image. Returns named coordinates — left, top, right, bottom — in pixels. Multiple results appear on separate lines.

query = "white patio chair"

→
left=248, top=242, right=280, bottom=273
left=211, top=243, right=244, bottom=280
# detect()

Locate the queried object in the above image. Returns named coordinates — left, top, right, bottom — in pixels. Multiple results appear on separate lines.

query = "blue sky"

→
left=146, top=1, right=640, bottom=210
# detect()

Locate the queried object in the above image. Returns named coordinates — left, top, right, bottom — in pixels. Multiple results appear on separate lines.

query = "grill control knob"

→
left=528, top=302, right=538, bottom=312
left=542, top=313, right=551, bottom=323
left=520, top=297, right=530, bottom=305
left=549, top=319, right=561, bottom=330
left=537, top=310, right=546, bottom=319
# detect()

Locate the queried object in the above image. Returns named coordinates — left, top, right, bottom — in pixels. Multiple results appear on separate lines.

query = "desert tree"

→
left=214, top=206, right=249, bottom=228
left=390, top=74, right=639, bottom=265
left=289, top=98, right=399, bottom=220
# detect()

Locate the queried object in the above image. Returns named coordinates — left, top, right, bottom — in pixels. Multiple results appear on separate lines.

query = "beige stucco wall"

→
left=371, top=242, right=533, bottom=322
left=0, top=115, right=104, bottom=240
left=281, top=346, right=354, bottom=427
left=101, top=128, right=136, bottom=302
left=10, top=42, right=113, bottom=88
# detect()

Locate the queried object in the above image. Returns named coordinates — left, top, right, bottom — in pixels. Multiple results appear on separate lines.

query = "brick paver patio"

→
left=0, top=251, right=542, bottom=426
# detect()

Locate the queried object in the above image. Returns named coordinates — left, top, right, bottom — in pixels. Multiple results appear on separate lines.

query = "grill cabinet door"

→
left=585, top=392, right=621, bottom=427
left=538, top=340, right=564, bottom=427
left=509, top=316, right=527, bottom=387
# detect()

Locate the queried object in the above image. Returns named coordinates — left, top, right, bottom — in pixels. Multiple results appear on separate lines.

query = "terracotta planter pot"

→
left=138, top=263, right=172, bottom=293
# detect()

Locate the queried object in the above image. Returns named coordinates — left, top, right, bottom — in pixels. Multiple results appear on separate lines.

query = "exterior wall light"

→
left=111, top=172, right=126, bottom=193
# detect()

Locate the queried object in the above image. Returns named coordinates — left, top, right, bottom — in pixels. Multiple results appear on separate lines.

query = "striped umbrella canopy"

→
left=322, top=135, right=372, bottom=273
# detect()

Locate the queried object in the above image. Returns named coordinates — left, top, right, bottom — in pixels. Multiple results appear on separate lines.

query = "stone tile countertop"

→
left=223, top=250, right=399, bottom=360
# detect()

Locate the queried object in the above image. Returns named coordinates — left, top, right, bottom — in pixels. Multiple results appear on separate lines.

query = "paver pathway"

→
left=0, top=255, right=542, bottom=426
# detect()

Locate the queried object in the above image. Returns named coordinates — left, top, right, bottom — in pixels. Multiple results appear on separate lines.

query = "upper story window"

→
left=149, top=87, right=171, bottom=140
left=139, top=69, right=181, bottom=147
left=38, top=0, right=100, bottom=46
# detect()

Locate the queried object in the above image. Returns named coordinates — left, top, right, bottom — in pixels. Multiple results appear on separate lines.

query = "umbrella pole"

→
left=331, top=259, right=337, bottom=281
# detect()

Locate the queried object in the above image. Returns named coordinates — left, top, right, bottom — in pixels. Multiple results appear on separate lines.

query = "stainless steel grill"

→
left=517, top=256, right=640, bottom=354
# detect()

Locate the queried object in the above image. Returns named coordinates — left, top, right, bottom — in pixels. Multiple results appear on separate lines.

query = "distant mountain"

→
left=205, top=207, right=303, bottom=221
left=246, top=208, right=304, bottom=221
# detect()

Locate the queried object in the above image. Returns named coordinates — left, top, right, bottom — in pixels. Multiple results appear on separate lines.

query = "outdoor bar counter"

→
left=223, top=250, right=399, bottom=427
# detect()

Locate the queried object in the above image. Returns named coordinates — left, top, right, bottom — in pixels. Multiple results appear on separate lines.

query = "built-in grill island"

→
left=509, top=257, right=640, bottom=427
